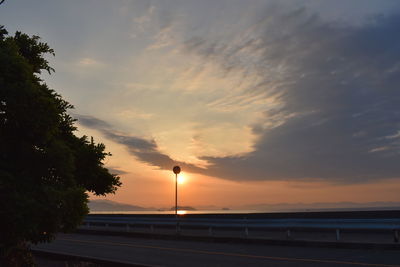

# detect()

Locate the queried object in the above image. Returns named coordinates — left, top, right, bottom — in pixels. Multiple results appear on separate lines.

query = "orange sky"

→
left=82, top=121, right=400, bottom=208
left=88, top=124, right=400, bottom=208
left=91, top=167, right=400, bottom=208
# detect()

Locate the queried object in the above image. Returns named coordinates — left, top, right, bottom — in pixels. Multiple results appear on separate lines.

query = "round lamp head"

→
left=173, top=166, right=181, bottom=174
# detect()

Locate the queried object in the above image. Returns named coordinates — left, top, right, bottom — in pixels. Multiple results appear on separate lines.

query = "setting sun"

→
left=177, top=174, right=186, bottom=184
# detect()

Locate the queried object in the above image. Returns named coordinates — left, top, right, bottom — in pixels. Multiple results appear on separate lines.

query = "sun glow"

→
left=177, top=174, right=186, bottom=184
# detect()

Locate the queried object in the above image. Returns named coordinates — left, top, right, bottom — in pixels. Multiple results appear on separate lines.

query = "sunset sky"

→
left=2, top=0, right=400, bottom=208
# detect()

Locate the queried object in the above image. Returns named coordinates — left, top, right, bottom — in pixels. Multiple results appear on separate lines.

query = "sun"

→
left=177, top=173, right=186, bottom=184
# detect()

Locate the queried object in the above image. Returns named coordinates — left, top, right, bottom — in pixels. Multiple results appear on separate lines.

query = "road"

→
left=34, top=233, right=400, bottom=267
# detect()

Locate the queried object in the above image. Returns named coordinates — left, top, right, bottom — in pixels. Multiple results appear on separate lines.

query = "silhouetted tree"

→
left=0, top=26, right=121, bottom=265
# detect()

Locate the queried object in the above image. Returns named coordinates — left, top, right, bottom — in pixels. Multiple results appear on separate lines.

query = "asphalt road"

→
left=34, top=233, right=400, bottom=267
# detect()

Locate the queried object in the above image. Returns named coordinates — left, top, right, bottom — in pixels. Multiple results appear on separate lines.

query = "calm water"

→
left=90, top=210, right=263, bottom=215
left=89, top=207, right=400, bottom=215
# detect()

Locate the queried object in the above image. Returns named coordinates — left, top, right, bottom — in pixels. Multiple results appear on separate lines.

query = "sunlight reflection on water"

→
left=90, top=210, right=262, bottom=215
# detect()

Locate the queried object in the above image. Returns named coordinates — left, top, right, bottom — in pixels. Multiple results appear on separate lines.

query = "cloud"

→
left=106, top=167, right=129, bottom=175
left=77, top=57, right=104, bottom=68
left=76, top=114, right=156, bottom=154
left=75, top=114, right=204, bottom=174
left=75, top=114, right=112, bottom=129
left=116, top=109, right=154, bottom=120
left=179, top=7, right=400, bottom=183
left=75, top=4, right=400, bottom=184
left=133, top=5, right=156, bottom=33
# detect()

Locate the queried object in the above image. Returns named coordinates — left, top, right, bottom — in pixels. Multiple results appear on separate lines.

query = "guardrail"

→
left=81, top=216, right=400, bottom=243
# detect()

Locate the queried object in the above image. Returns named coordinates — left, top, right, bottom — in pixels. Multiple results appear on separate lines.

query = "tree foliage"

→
left=0, top=26, right=121, bottom=264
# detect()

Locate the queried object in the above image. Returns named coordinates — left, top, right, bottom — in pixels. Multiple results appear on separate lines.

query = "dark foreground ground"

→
left=34, top=256, right=100, bottom=267
left=33, top=233, right=400, bottom=267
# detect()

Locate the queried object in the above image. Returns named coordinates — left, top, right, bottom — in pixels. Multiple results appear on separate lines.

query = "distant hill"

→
left=241, top=201, right=400, bottom=212
left=169, top=206, right=197, bottom=211
left=88, top=199, right=154, bottom=212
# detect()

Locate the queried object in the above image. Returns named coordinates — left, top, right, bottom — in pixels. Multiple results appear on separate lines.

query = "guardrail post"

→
left=286, top=229, right=291, bottom=239
left=244, top=217, right=249, bottom=238
left=336, top=229, right=340, bottom=241
left=394, top=230, right=399, bottom=243
left=208, top=226, right=213, bottom=236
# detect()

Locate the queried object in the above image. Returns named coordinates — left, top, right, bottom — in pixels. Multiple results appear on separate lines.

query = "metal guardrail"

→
left=81, top=216, right=400, bottom=242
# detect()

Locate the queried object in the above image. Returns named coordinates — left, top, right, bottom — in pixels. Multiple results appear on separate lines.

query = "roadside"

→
left=33, top=249, right=151, bottom=267
left=32, top=233, right=400, bottom=267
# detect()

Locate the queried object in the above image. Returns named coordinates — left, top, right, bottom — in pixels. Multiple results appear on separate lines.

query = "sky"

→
left=2, top=0, right=400, bottom=209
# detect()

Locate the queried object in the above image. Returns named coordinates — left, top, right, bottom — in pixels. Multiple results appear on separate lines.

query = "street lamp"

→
left=172, top=165, right=181, bottom=219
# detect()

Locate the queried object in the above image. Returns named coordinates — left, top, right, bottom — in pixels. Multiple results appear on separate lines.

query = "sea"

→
left=89, top=206, right=400, bottom=215
left=90, top=210, right=261, bottom=215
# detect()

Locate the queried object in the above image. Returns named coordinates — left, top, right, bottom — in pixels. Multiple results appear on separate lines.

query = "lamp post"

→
left=172, top=166, right=181, bottom=219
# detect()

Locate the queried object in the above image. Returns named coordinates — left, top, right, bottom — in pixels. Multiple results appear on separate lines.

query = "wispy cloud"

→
left=116, top=109, right=154, bottom=120
left=73, top=2, right=400, bottom=184
left=75, top=114, right=204, bottom=174
left=106, top=167, right=129, bottom=175
left=178, top=7, right=400, bottom=183
left=77, top=57, right=104, bottom=68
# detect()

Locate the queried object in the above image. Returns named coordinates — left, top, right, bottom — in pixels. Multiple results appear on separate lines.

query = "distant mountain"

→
left=88, top=199, right=154, bottom=212
left=169, top=206, right=197, bottom=211
left=195, top=205, right=221, bottom=210
left=241, top=201, right=400, bottom=212
left=88, top=200, right=400, bottom=213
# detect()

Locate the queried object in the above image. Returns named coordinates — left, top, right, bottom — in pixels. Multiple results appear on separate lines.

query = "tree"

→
left=0, top=26, right=121, bottom=265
